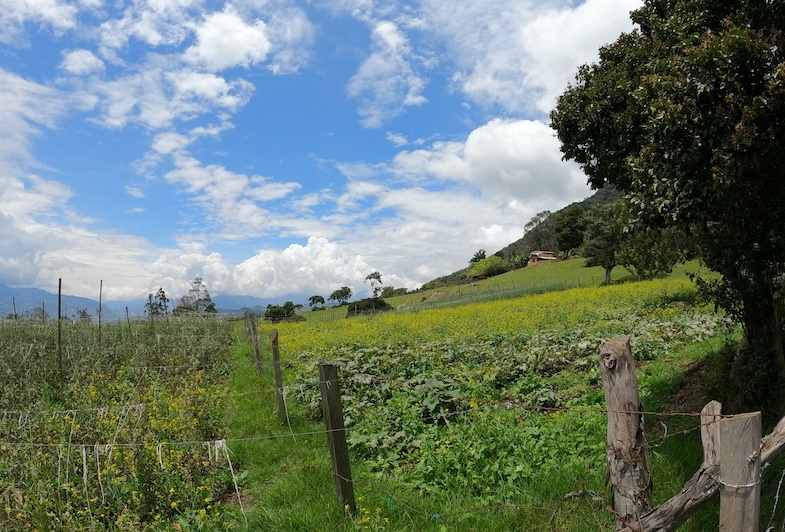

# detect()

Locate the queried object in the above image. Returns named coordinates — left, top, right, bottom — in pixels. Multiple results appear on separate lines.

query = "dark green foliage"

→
left=618, top=225, right=696, bottom=280
left=345, top=297, right=393, bottom=317
left=470, top=249, right=486, bottom=263
left=328, top=286, right=353, bottom=305
left=380, top=286, right=408, bottom=298
left=264, top=301, right=305, bottom=323
left=552, top=0, right=785, bottom=412
left=554, top=204, right=587, bottom=255
left=582, top=202, right=626, bottom=285
left=494, top=188, right=620, bottom=264
left=307, top=295, right=325, bottom=309
left=467, top=255, right=514, bottom=279
left=145, top=287, right=170, bottom=317
left=523, top=211, right=558, bottom=253
left=75, top=308, right=92, bottom=324
left=420, top=268, right=471, bottom=290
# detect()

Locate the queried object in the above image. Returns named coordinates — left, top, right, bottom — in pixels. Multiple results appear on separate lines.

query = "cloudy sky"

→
left=0, top=0, right=640, bottom=302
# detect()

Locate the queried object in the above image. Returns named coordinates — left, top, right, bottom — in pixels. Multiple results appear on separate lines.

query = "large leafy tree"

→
left=551, top=0, right=785, bottom=410
left=583, top=201, right=693, bottom=284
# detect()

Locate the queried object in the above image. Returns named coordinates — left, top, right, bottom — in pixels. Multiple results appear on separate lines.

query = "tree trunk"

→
left=604, top=267, right=613, bottom=285
left=734, top=288, right=785, bottom=416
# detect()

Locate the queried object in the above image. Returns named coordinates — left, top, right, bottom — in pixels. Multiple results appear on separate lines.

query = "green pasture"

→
left=227, top=263, right=768, bottom=531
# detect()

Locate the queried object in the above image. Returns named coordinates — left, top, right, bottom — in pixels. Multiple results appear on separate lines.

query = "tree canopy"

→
left=264, top=301, right=304, bottom=323
left=145, top=288, right=170, bottom=317
left=328, top=286, right=353, bottom=305
left=551, top=0, right=785, bottom=412
left=308, top=295, right=325, bottom=309
left=174, top=277, right=216, bottom=315
left=365, top=271, right=383, bottom=298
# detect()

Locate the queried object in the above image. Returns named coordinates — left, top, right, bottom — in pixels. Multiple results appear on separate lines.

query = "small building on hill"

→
left=528, top=250, right=557, bottom=266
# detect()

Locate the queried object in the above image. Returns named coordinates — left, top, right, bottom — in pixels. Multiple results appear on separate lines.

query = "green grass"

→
left=226, top=264, right=754, bottom=531
left=300, top=258, right=711, bottom=322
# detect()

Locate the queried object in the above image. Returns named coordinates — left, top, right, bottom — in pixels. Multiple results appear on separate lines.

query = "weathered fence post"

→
left=719, top=411, right=761, bottom=531
left=271, top=329, right=288, bottom=424
left=245, top=313, right=263, bottom=375
left=599, top=335, right=652, bottom=526
left=319, top=363, right=356, bottom=515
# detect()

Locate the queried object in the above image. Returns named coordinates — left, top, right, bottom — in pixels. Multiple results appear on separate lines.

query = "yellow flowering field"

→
left=260, top=277, right=700, bottom=358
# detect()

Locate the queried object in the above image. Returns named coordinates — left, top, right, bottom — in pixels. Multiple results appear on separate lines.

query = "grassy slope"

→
left=301, top=258, right=706, bottom=323
left=228, top=261, right=755, bottom=530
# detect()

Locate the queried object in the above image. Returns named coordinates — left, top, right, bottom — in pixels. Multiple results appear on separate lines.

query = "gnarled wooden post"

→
left=599, top=335, right=652, bottom=526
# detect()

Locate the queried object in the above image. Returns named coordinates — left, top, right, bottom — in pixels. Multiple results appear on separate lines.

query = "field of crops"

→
left=252, top=277, right=738, bottom=530
left=0, top=274, right=743, bottom=530
left=0, top=319, right=242, bottom=530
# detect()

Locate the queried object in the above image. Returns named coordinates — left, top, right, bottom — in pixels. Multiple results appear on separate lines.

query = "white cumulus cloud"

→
left=183, top=7, right=272, bottom=71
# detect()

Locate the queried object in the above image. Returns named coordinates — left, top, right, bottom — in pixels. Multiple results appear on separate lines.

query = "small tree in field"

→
left=145, top=288, right=170, bottom=317
left=328, top=286, right=353, bottom=306
left=76, top=308, right=93, bottom=324
left=174, top=277, right=216, bottom=315
left=308, top=295, right=325, bottom=310
left=365, top=272, right=383, bottom=298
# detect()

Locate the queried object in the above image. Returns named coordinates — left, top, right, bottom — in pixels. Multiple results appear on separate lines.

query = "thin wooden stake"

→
left=271, top=329, right=287, bottom=424
left=58, top=278, right=64, bottom=389
left=248, top=314, right=263, bottom=375
left=719, top=411, right=761, bottom=531
left=319, top=363, right=356, bottom=515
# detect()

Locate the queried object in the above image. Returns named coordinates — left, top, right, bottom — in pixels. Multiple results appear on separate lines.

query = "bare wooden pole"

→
left=250, top=314, right=262, bottom=375
left=598, top=335, right=652, bottom=526
left=57, top=278, right=64, bottom=388
left=271, top=329, right=287, bottom=424
left=319, top=363, right=356, bottom=515
left=719, top=412, right=761, bottom=531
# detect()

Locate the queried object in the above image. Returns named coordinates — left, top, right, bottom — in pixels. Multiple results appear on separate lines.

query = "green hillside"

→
left=301, top=258, right=707, bottom=322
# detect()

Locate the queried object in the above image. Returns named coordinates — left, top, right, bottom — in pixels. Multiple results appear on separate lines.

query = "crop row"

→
left=264, top=278, right=733, bottom=508
left=0, top=319, right=239, bottom=530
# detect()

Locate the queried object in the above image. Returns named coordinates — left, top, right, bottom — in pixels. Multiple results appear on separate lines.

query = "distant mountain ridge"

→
left=0, top=284, right=309, bottom=321
left=0, top=284, right=107, bottom=320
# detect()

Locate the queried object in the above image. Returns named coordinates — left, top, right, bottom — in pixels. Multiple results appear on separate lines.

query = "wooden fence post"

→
left=271, top=329, right=288, bottom=424
left=599, top=335, right=652, bottom=526
left=319, top=363, right=356, bottom=515
left=719, top=411, right=761, bottom=531
left=246, top=313, right=263, bottom=375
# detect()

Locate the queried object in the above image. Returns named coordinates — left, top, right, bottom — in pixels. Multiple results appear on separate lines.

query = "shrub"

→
left=346, top=297, right=393, bottom=317
left=468, top=255, right=514, bottom=278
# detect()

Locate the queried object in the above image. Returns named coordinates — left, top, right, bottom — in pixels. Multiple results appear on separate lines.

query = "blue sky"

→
left=0, top=0, right=639, bottom=302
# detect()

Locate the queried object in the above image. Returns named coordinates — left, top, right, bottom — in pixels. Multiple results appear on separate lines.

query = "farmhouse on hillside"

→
left=528, top=250, right=557, bottom=266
